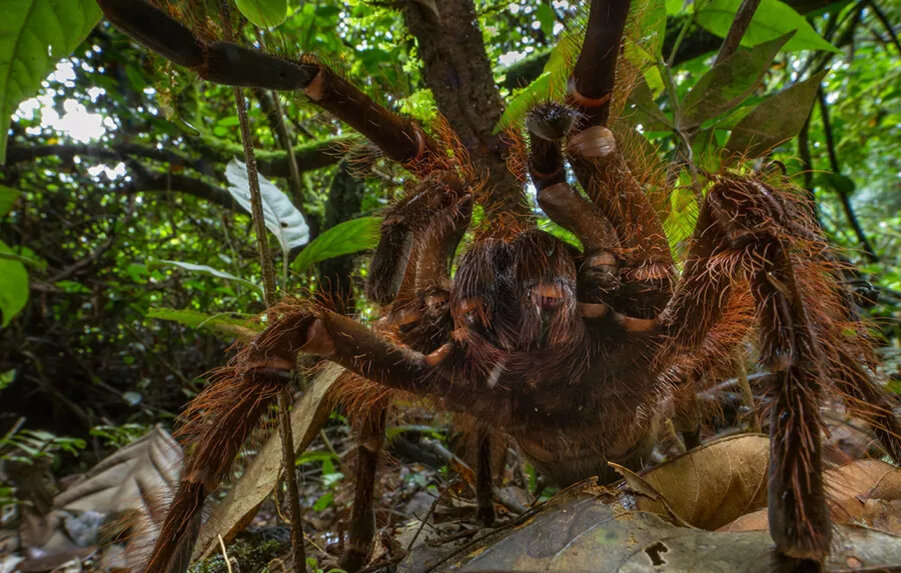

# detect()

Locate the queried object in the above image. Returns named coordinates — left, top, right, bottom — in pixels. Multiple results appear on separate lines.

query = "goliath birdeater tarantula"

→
left=95, top=1, right=901, bottom=572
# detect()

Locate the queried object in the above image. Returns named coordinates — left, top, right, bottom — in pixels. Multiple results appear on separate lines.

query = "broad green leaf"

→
left=627, top=77, right=673, bottom=130
left=235, top=0, right=288, bottom=28
left=225, top=158, right=310, bottom=258
left=666, top=0, right=686, bottom=15
left=0, top=239, right=28, bottom=327
left=677, top=33, right=793, bottom=130
left=696, top=0, right=840, bottom=54
left=146, top=307, right=261, bottom=339
left=629, top=0, right=667, bottom=62
left=536, top=4, right=555, bottom=38
left=0, top=0, right=101, bottom=163
left=292, top=217, right=381, bottom=273
left=820, top=172, right=856, bottom=195
left=0, top=186, right=20, bottom=216
left=158, top=259, right=263, bottom=294
left=725, top=70, right=827, bottom=157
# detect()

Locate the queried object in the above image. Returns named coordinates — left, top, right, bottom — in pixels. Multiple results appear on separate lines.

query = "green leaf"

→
left=235, top=0, right=287, bottom=28
left=313, top=491, right=334, bottom=511
left=725, top=70, right=827, bottom=157
left=292, top=216, right=382, bottom=273
left=677, top=33, right=793, bottom=130
left=0, top=369, right=15, bottom=392
left=0, top=186, right=20, bottom=216
left=628, top=0, right=667, bottom=61
left=0, top=239, right=28, bottom=327
left=0, top=0, right=102, bottom=163
left=820, top=172, right=856, bottom=195
left=146, top=307, right=262, bottom=339
left=158, top=259, right=263, bottom=294
left=695, top=0, right=840, bottom=54
left=627, top=77, right=673, bottom=130
left=536, top=4, right=555, bottom=38
left=666, top=0, right=686, bottom=15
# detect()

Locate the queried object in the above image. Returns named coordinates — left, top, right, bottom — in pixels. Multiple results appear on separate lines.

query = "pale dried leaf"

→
left=54, top=425, right=182, bottom=515
left=192, top=364, right=342, bottom=559
left=635, top=434, right=769, bottom=529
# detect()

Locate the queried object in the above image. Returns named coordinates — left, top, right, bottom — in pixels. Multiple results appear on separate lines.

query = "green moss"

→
left=189, top=539, right=284, bottom=573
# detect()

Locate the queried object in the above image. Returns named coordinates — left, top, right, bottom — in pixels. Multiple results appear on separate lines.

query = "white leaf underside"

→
left=225, top=158, right=310, bottom=255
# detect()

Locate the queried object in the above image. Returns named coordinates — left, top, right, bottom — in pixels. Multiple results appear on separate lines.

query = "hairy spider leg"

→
left=655, top=175, right=901, bottom=571
left=560, top=0, right=675, bottom=318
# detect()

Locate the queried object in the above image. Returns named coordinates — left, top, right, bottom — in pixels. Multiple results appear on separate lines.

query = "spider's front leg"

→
left=553, top=0, right=675, bottom=317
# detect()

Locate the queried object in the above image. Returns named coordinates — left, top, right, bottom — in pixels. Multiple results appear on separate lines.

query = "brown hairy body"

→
left=92, top=1, right=901, bottom=572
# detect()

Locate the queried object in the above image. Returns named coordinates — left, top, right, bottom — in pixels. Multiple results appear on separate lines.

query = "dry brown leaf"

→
left=55, top=425, right=182, bottom=515
left=399, top=479, right=901, bottom=573
left=11, top=426, right=182, bottom=570
left=719, top=459, right=901, bottom=535
left=192, top=364, right=342, bottom=560
left=634, top=434, right=769, bottom=530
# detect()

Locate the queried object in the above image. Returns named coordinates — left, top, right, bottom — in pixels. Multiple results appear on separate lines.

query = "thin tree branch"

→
left=220, top=2, right=304, bottom=569
left=866, top=0, right=901, bottom=54
left=715, top=0, right=763, bottom=65
left=816, top=89, right=878, bottom=261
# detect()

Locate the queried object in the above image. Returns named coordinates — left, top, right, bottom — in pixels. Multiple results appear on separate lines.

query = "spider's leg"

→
left=528, top=123, right=622, bottom=305
left=368, top=175, right=471, bottom=306
left=340, top=408, right=387, bottom=572
left=144, top=300, right=488, bottom=573
left=562, top=0, right=674, bottom=316
left=657, top=176, right=896, bottom=569
left=97, top=0, right=439, bottom=171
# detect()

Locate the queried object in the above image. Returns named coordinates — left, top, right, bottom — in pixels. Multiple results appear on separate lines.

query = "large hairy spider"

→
left=95, top=1, right=901, bottom=572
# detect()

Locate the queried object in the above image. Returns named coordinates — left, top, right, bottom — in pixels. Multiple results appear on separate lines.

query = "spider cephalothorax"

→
left=92, top=1, right=901, bottom=572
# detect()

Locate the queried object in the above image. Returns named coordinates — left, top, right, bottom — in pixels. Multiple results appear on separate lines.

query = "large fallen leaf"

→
left=13, top=426, right=182, bottom=570
left=399, top=480, right=901, bottom=573
left=629, top=434, right=769, bottom=530
left=192, top=364, right=342, bottom=559
left=55, top=425, right=182, bottom=514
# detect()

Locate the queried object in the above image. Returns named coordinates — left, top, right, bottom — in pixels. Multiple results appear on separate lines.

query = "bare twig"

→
left=866, top=0, right=901, bottom=54
left=816, top=89, right=879, bottom=261
left=715, top=0, right=763, bottom=65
